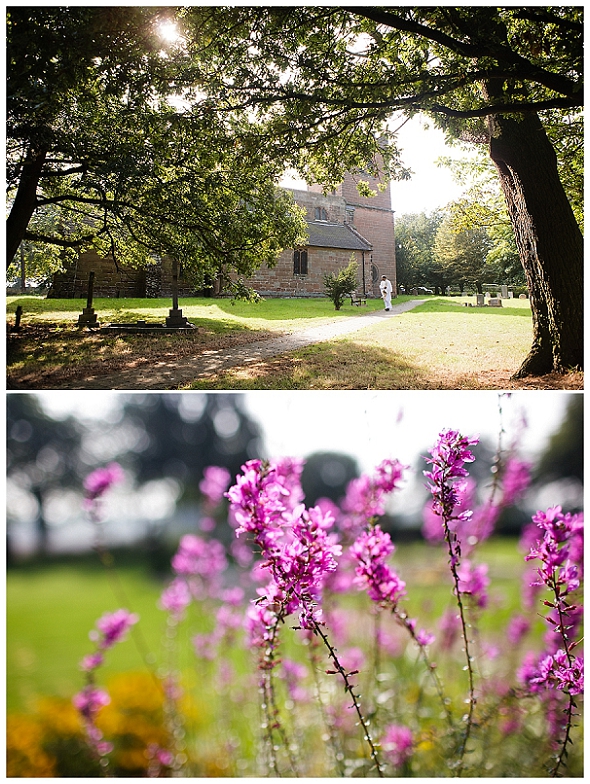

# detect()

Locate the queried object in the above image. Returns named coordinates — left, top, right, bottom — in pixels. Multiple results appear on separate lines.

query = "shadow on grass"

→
left=185, top=339, right=575, bottom=390
left=186, top=341, right=467, bottom=390
left=6, top=319, right=270, bottom=388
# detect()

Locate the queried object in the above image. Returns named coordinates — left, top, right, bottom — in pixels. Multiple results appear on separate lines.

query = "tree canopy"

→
left=7, top=6, right=583, bottom=375
left=185, top=5, right=583, bottom=375
left=6, top=7, right=307, bottom=289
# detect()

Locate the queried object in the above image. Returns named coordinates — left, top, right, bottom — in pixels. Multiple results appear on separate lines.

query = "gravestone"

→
left=476, top=294, right=485, bottom=307
left=501, top=285, right=508, bottom=298
left=12, top=305, right=23, bottom=332
left=166, top=259, right=193, bottom=328
left=77, top=272, right=100, bottom=327
left=488, top=298, right=503, bottom=307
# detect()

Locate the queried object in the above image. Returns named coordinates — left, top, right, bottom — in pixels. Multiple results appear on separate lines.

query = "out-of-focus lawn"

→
left=6, top=564, right=165, bottom=712
left=6, top=539, right=544, bottom=714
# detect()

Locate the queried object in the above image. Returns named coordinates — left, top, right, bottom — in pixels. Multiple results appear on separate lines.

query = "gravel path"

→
left=63, top=299, right=425, bottom=390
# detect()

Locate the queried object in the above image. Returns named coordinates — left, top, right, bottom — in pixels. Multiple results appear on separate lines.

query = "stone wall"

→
left=304, top=171, right=396, bottom=296
left=246, top=245, right=371, bottom=297
left=287, top=187, right=348, bottom=224
left=48, top=253, right=198, bottom=298
left=350, top=204, right=396, bottom=296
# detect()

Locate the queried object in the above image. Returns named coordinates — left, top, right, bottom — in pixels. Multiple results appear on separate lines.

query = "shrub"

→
left=323, top=260, right=358, bottom=310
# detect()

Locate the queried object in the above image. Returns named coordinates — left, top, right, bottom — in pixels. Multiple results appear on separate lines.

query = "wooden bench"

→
left=350, top=294, right=367, bottom=306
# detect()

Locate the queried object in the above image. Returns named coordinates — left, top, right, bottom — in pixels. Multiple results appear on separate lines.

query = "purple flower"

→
left=91, top=608, right=138, bottom=650
left=171, top=534, right=227, bottom=583
left=339, top=646, right=365, bottom=675
left=424, top=430, right=479, bottom=531
left=199, top=465, right=232, bottom=507
left=342, top=459, right=406, bottom=534
left=159, top=577, right=192, bottom=619
left=422, top=478, right=475, bottom=543
left=83, top=463, right=124, bottom=500
left=381, top=724, right=413, bottom=768
left=522, top=506, right=584, bottom=700
left=280, top=658, right=310, bottom=703
left=531, top=651, right=584, bottom=696
left=415, top=629, right=436, bottom=647
left=72, top=686, right=111, bottom=718
left=456, top=560, right=489, bottom=608
left=438, top=608, right=461, bottom=651
left=350, top=525, right=406, bottom=606
left=500, top=458, right=532, bottom=507
left=506, top=614, right=530, bottom=646
left=227, top=459, right=342, bottom=630
left=79, top=652, right=104, bottom=672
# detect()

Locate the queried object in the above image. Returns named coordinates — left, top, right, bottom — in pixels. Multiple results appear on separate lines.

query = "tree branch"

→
left=23, top=231, right=98, bottom=247
left=344, top=7, right=582, bottom=99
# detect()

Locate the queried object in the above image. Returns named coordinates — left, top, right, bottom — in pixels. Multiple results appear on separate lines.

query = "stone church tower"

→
left=308, top=167, right=397, bottom=297
left=245, top=162, right=397, bottom=298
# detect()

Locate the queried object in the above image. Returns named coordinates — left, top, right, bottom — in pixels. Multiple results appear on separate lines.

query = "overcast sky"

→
left=35, top=389, right=574, bottom=473
left=243, top=390, right=573, bottom=470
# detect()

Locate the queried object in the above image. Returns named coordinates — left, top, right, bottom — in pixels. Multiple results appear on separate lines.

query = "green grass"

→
left=6, top=538, right=542, bottom=714
left=6, top=294, right=387, bottom=332
left=6, top=563, right=165, bottom=713
left=8, top=294, right=580, bottom=389
left=7, top=540, right=582, bottom=777
left=184, top=296, right=537, bottom=389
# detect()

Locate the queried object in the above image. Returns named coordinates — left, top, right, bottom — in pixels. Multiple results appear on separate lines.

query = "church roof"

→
left=305, top=221, right=372, bottom=251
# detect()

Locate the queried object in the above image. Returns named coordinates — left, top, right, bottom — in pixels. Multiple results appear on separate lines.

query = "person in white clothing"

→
left=379, top=275, right=392, bottom=311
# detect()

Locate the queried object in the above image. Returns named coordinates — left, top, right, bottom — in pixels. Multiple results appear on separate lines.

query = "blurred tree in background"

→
left=534, top=393, right=583, bottom=486
left=301, top=451, right=360, bottom=507
left=7, top=395, right=85, bottom=559
left=117, top=394, right=263, bottom=501
left=6, top=394, right=264, bottom=562
left=6, top=393, right=583, bottom=561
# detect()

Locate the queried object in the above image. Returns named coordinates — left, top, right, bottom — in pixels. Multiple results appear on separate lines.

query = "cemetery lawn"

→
left=7, top=295, right=582, bottom=390
left=6, top=295, right=384, bottom=388
left=185, top=297, right=582, bottom=390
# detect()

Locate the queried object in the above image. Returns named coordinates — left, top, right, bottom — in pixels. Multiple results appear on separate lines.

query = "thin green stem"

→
left=312, top=621, right=384, bottom=778
left=308, top=643, right=346, bottom=775
left=546, top=570, right=580, bottom=777
left=393, top=608, right=454, bottom=728
left=443, top=530, right=476, bottom=775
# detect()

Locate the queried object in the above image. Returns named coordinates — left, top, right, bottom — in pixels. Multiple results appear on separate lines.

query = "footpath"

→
left=64, top=299, right=425, bottom=390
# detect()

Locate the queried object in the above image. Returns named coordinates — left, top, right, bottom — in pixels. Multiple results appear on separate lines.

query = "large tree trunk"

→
left=6, top=145, right=47, bottom=269
left=486, top=109, right=583, bottom=377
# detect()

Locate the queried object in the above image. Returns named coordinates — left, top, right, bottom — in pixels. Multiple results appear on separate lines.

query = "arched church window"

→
left=293, top=248, right=308, bottom=276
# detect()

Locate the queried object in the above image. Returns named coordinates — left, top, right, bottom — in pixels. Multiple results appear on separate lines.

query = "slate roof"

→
left=305, top=221, right=372, bottom=251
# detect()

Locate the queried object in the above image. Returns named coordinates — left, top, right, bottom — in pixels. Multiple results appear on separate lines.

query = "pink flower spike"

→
left=95, top=608, right=139, bottom=649
left=80, top=652, right=104, bottom=672
left=83, top=463, right=124, bottom=500
left=72, top=686, right=111, bottom=718
left=199, top=465, right=232, bottom=506
left=416, top=629, right=435, bottom=647
left=381, top=724, right=413, bottom=768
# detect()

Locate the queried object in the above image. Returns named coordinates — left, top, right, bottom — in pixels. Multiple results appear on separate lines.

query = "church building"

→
left=49, top=170, right=396, bottom=300
left=245, top=168, right=396, bottom=298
